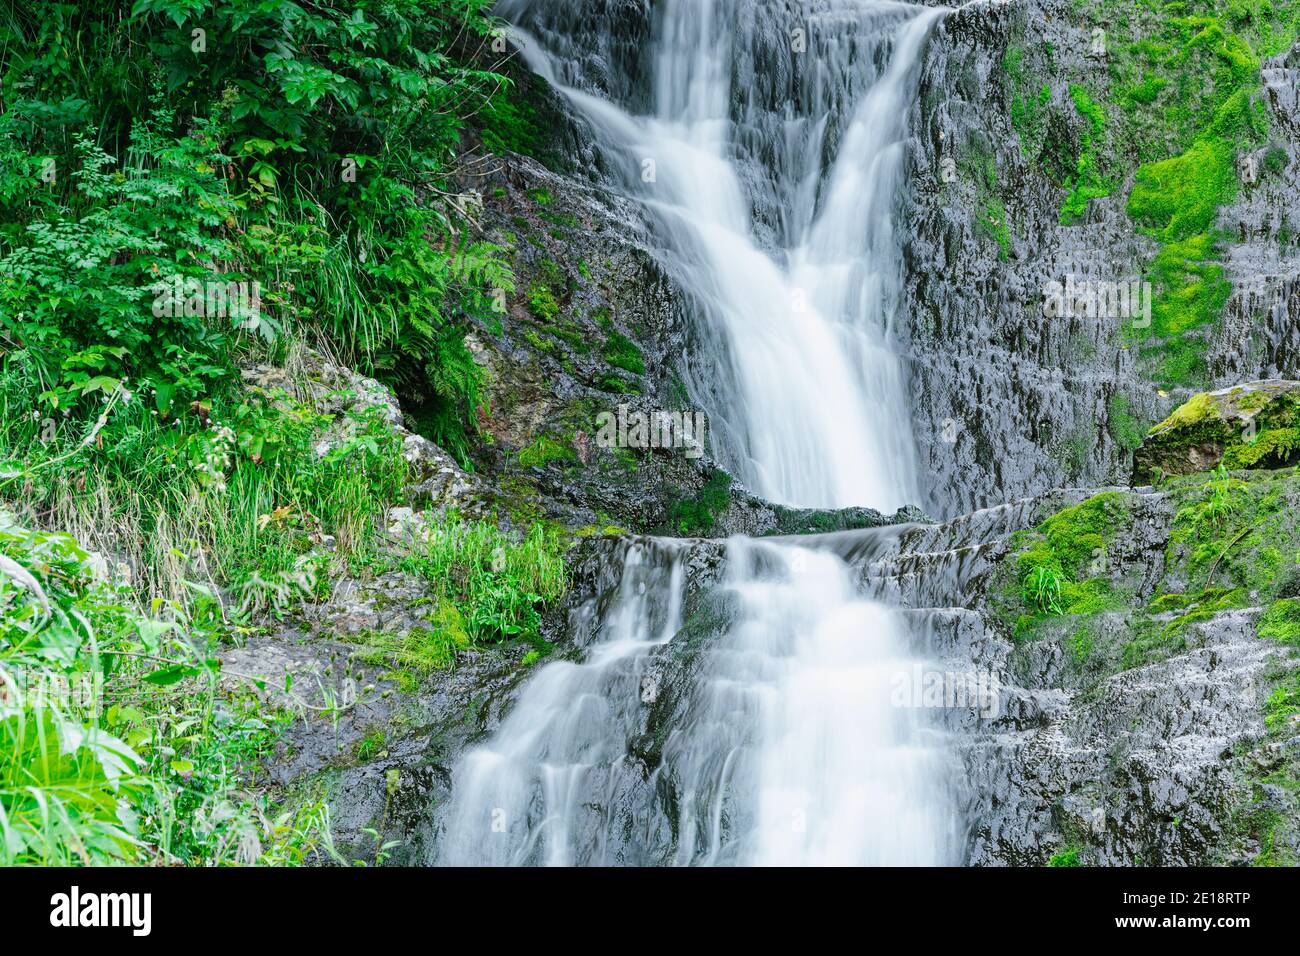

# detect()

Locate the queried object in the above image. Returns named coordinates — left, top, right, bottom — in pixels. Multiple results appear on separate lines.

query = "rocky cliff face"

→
left=902, top=0, right=1300, bottom=518
left=861, top=475, right=1299, bottom=865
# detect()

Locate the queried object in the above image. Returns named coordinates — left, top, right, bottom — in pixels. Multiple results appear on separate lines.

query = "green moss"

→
left=518, top=434, right=575, bottom=469
left=1259, top=599, right=1300, bottom=646
left=1122, top=586, right=1249, bottom=669
left=1222, top=428, right=1300, bottom=469
left=353, top=728, right=386, bottom=762
left=1141, top=389, right=1300, bottom=481
left=1128, top=139, right=1237, bottom=241
left=1070, top=624, right=1095, bottom=663
left=1010, top=492, right=1134, bottom=640
left=602, top=330, right=645, bottom=375
left=1071, top=0, right=1297, bottom=388
left=479, top=71, right=567, bottom=170
left=1264, top=671, right=1300, bottom=728
left=1060, top=84, right=1115, bottom=223
left=960, top=143, right=1013, bottom=259
left=1107, top=394, right=1147, bottom=452
left=1145, top=234, right=1234, bottom=338
left=527, top=281, right=560, bottom=323
left=663, top=470, right=733, bottom=537
left=1048, top=846, right=1082, bottom=867
left=1151, top=390, right=1216, bottom=433
left=596, top=372, right=641, bottom=395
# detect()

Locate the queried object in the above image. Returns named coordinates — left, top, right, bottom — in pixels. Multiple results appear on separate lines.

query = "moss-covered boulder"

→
left=1133, top=381, right=1300, bottom=483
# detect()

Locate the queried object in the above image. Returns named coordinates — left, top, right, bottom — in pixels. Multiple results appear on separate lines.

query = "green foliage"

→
left=1048, top=846, right=1082, bottom=867
left=0, top=0, right=517, bottom=465
left=1005, top=44, right=1051, bottom=151
left=527, top=281, right=560, bottom=324
left=0, top=363, right=406, bottom=610
left=0, top=515, right=330, bottom=864
left=353, top=728, right=387, bottom=762
left=0, top=117, right=241, bottom=415
left=478, top=73, right=559, bottom=166
left=1009, top=493, right=1133, bottom=639
left=518, top=434, right=575, bottom=470
left=1258, top=599, right=1300, bottom=646
left=960, top=144, right=1012, bottom=260
left=351, top=517, right=568, bottom=678
left=603, top=331, right=646, bottom=376
left=1264, top=672, right=1300, bottom=729
left=1026, top=565, right=1064, bottom=614
left=394, top=515, right=569, bottom=650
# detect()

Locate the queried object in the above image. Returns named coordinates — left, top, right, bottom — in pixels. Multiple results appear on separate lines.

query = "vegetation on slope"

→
left=0, top=1, right=571, bottom=864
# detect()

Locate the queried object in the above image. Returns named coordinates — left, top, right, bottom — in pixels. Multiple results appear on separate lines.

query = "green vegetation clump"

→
left=1060, top=85, right=1115, bottom=223
left=1258, top=599, right=1300, bottom=646
left=1107, top=394, right=1147, bottom=452
left=664, top=470, right=733, bottom=537
left=351, top=517, right=567, bottom=677
left=603, top=330, right=646, bottom=376
left=1011, top=492, right=1133, bottom=636
left=0, top=1, right=519, bottom=464
left=1222, top=428, right=1300, bottom=469
left=1048, top=846, right=1082, bottom=867
left=959, top=144, right=1012, bottom=260
left=400, top=517, right=568, bottom=648
left=354, top=728, right=387, bottom=762
left=1004, top=43, right=1051, bottom=152
left=527, top=282, right=561, bottom=324
left=1128, top=139, right=1237, bottom=242
left=518, top=434, right=575, bottom=469
left=0, top=516, right=329, bottom=865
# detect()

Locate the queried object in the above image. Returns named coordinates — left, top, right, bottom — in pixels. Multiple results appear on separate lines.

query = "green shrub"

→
left=0, top=515, right=329, bottom=864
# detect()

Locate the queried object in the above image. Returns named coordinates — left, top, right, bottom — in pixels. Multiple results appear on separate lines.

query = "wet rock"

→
left=1132, top=380, right=1300, bottom=482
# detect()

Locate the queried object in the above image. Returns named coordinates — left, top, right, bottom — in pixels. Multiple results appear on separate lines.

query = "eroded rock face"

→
left=901, top=1, right=1300, bottom=519
left=856, top=488, right=1290, bottom=865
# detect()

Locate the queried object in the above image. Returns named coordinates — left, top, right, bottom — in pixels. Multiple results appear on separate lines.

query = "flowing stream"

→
left=435, top=0, right=957, bottom=866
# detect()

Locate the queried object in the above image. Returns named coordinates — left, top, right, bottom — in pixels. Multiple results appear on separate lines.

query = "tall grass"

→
left=0, top=516, right=333, bottom=865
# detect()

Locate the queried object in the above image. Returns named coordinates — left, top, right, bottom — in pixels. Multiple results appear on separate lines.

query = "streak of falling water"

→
left=434, top=1, right=959, bottom=866
left=661, top=541, right=958, bottom=866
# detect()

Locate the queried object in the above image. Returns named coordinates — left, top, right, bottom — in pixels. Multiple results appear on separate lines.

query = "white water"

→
left=435, top=0, right=956, bottom=866
left=660, top=541, right=956, bottom=865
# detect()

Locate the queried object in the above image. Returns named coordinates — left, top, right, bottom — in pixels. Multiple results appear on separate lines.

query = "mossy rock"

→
left=1132, top=380, right=1300, bottom=483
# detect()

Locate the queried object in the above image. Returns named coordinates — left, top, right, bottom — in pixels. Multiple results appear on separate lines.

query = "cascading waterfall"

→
left=435, top=0, right=957, bottom=866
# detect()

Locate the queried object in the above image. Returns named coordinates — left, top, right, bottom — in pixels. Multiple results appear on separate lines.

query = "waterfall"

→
left=505, top=0, right=940, bottom=510
left=435, top=0, right=957, bottom=866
